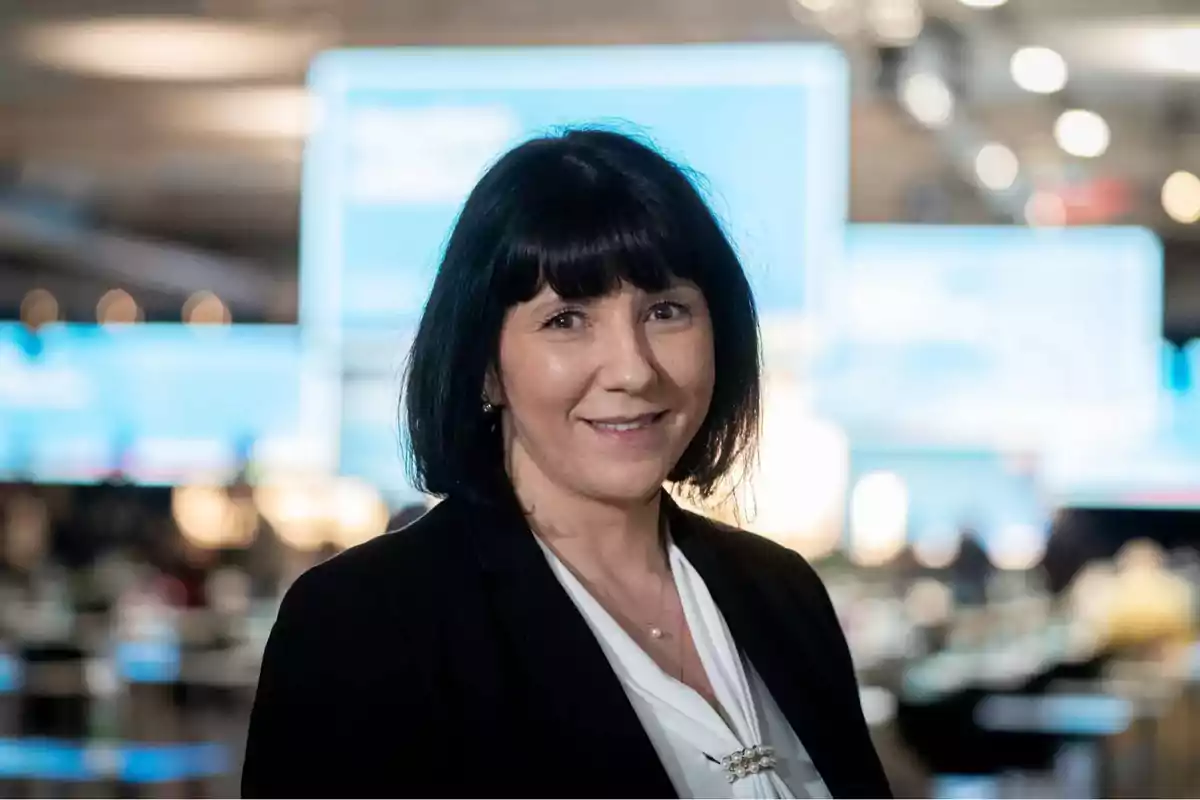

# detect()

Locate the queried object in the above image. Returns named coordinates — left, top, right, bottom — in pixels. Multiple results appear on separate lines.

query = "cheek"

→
left=498, top=336, right=589, bottom=414
left=655, top=331, right=716, bottom=408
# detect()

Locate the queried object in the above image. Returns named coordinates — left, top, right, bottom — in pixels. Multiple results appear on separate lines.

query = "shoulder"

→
left=273, top=499, right=465, bottom=632
left=674, top=506, right=844, bottom=633
left=676, top=505, right=824, bottom=585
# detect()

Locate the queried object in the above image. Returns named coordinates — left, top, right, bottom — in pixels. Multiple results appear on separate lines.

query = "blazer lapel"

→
left=667, top=497, right=862, bottom=799
left=456, top=490, right=678, bottom=799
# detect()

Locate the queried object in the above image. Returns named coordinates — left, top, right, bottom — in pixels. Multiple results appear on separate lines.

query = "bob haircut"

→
left=402, top=127, right=761, bottom=503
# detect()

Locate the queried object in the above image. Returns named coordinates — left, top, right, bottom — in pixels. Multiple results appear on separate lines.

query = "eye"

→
left=541, top=309, right=586, bottom=331
left=648, top=301, right=691, bottom=322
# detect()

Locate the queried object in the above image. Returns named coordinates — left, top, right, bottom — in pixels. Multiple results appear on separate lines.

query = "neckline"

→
left=533, top=533, right=741, bottom=746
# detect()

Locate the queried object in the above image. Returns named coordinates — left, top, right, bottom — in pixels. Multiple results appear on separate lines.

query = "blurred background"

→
left=1, top=1, right=1199, bottom=798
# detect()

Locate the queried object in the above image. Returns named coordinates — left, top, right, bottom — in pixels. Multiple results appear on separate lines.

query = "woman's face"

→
left=494, top=279, right=715, bottom=506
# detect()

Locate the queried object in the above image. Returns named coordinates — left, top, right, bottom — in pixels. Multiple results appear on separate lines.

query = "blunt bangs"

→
left=402, top=127, right=762, bottom=502
left=490, top=143, right=707, bottom=307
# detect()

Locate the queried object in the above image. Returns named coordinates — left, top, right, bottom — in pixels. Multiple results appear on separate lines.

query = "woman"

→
left=242, top=129, right=890, bottom=799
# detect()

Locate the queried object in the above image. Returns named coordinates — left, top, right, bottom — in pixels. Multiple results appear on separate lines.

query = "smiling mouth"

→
left=585, top=411, right=668, bottom=432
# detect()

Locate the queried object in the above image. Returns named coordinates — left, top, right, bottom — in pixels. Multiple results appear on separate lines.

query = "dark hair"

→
left=402, top=128, right=761, bottom=502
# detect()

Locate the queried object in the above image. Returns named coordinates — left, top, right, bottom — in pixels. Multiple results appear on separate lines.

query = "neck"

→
left=507, top=445, right=666, bottom=579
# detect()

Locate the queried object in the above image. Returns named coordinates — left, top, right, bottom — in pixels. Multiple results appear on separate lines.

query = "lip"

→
left=583, top=411, right=668, bottom=433
left=585, top=411, right=666, bottom=426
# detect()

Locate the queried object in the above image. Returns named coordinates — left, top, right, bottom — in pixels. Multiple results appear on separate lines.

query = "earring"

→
left=481, top=392, right=496, bottom=415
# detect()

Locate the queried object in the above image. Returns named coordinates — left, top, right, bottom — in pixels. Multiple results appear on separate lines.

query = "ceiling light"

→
left=792, top=0, right=860, bottom=37
left=1010, top=47, right=1068, bottom=94
left=900, top=72, right=954, bottom=129
left=20, top=289, right=58, bottom=329
left=18, top=17, right=321, bottom=81
left=1134, top=25, right=1200, bottom=76
left=1068, top=21, right=1200, bottom=78
left=172, top=88, right=316, bottom=140
left=1054, top=110, right=1110, bottom=158
left=1162, top=171, right=1200, bottom=224
left=974, top=143, right=1019, bottom=191
left=97, top=289, right=141, bottom=325
left=958, top=0, right=1007, bottom=7
left=867, top=0, right=924, bottom=45
left=184, top=291, right=231, bottom=325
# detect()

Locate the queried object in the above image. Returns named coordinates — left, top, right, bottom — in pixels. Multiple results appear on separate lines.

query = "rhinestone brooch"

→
left=720, top=745, right=777, bottom=783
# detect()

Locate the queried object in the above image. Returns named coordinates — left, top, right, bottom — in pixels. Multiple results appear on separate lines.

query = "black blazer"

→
left=241, top=489, right=892, bottom=798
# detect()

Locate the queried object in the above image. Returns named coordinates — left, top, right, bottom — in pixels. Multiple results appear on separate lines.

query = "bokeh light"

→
left=1161, top=170, right=1200, bottom=224
left=1054, top=109, right=1111, bottom=158
left=1010, top=47, right=1068, bottom=94
left=184, top=291, right=232, bottom=325
left=900, top=72, right=954, bottom=129
left=97, top=289, right=142, bottom=325
left=19, top=17, right=320, bottom=81
left=849, top=471, right=909, bottom=567
left=19, top=289, right=59, bottom=329
left=985, top=523, right=1047, bottom=571
left=974, top=143, right=1020, bottom=191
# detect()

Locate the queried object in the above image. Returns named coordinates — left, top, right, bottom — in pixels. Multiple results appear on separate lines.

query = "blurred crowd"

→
left=0, top=474, right=1196, bottom=798
left=0, top=476, right=430, bottom=797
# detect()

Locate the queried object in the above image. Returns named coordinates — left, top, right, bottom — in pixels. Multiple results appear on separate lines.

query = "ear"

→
left=483, top=366, right=506, bottom=407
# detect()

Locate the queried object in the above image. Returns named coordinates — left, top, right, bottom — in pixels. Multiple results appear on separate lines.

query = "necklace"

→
left=647, top=514, right=674, bottom=640
left=649, top=564, right=669, bottom=640
left=661, top=569, right=688, bottom=684
left=592, top=550, right=674, bottom=645
left=648, top=519, right=688, bottom=685
left=532, top=513, right=686, bottom=678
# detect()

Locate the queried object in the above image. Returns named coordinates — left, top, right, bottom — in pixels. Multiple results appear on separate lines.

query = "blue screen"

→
left=820, top=225, right=1180, bottom=509
left=0, top=324, right=311, bottom=484
left=816, top=225, right=1163, bottom=445
left=1045, top=399, right=1200, bottom=508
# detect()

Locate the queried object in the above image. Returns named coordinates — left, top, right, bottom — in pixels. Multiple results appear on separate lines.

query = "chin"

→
left=578, top=466, right=670, bottom=506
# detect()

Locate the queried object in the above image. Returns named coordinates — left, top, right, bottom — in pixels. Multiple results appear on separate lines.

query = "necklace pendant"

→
left=649, top=626, right=664, bottom=639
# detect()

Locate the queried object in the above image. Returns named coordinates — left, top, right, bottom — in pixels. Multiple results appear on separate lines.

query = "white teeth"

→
left=596, top=421, right=644, bottom=432
left=591, top=415, right=658, bottom=432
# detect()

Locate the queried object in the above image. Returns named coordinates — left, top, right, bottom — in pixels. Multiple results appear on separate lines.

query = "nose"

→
left=597, top=321, right=658, bottom=394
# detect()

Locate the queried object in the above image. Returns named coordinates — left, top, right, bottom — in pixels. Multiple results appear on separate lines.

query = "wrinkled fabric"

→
left=536, top=536, right=831, bottom=799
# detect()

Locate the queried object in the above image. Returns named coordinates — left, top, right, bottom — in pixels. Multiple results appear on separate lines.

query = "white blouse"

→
left=535, top=535, right=831, bottom=799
